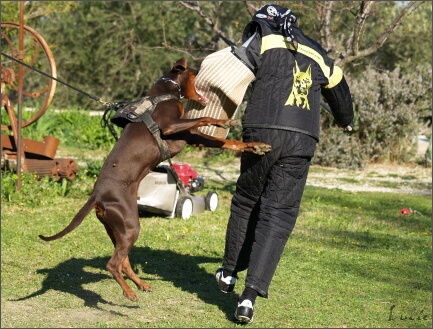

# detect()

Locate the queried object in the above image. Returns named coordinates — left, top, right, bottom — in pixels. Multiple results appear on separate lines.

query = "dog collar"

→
left=157, top=77, right=183, bottom=99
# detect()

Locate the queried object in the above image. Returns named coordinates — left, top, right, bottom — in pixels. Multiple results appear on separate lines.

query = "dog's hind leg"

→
left=98, top=206, right=145, bottom=301
left=121, top=256, right=153, bottom=292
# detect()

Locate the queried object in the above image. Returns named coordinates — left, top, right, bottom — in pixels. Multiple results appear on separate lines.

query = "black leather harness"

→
left=110, top=94, right=179, bottom=161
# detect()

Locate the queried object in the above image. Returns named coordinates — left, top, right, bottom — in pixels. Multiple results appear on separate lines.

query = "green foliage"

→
left=32, top=1, right=219, bottom=111
left=17, top=110, right=117, bottom=151
left=315, top=64, right=432, bottom=168
left=0, top=1, right=78, bottom=22
left=363, top=2, right=432, bottom=74
left=313, top=124, right=364, bottom=170
left=0, top=169, right=94, bottom=206
left=83, top=158, right=105, bottom=178
left=2, top=1, right=255, bottom=112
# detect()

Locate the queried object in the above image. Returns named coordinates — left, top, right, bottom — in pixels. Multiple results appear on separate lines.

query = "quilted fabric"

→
left=222, top=128, right=317, bottom=297
left=184, top=47, right=255, bottom=138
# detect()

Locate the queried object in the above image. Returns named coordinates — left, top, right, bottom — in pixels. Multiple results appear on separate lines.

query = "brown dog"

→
left=39, top=57, right=271, bottom=302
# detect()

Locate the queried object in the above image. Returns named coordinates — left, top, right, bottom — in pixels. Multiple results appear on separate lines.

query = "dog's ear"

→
left=173, top=57, right=187, bottom=72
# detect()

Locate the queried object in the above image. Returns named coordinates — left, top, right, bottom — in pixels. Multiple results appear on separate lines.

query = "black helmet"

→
left=242, top=4, right=297, bottom=47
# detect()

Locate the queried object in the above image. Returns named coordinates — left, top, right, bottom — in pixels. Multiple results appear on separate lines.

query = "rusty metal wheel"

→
left=1, top=22, right=57, bottom=130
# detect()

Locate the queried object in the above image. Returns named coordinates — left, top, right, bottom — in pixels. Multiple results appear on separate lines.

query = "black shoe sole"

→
left=218, top=281, right=235, bottom=293
left=235, top=306, right=254, bottom=324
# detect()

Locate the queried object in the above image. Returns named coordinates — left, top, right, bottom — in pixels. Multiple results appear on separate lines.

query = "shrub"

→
left=314, top=64, right=432, bottom=169
left=0, top=169, right=91, bottom=206
left=12, top=110, right=117, bottom=151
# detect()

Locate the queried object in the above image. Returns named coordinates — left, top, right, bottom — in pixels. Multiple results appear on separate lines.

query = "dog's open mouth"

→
left=195, top=84, right=208, bottom=106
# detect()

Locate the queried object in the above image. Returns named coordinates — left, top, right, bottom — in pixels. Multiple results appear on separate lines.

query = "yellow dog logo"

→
left=286, top=61, right=312, bottom=110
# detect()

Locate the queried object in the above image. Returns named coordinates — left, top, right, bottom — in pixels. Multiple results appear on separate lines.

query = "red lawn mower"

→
left=137, top=162, right=219, bottom=219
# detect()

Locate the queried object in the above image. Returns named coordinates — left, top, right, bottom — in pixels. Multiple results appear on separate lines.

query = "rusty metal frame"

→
left=16, top=1, right=25, bottom=191
left=1, top=2, right=78, bottom=185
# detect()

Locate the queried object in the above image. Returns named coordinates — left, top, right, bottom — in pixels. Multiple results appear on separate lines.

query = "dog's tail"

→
left=38, top=197, right=95, bottom=241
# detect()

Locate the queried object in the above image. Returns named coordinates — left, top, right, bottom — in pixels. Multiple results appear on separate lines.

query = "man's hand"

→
left=343, top=124, right=353, bottom=132
left=342, top=119, right=354, bottom=132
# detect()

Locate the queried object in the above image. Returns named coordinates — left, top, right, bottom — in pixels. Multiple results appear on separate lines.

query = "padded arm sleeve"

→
left=321, top=76, right=354, bottom=127
left=234, top=30, right=262, bottom=74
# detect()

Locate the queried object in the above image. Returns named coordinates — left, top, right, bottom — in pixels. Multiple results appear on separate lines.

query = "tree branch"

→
left=178, top=1, right=236, bottom=46
left=318, top=1, right=335, bottom=50
left=339, top=1, right=421, bottom=67
left=352, top=1, right=375, bottom=56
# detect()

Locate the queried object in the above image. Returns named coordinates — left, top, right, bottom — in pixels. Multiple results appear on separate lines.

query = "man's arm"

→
left=233, top=31, right=262, bottom=74
left=321, top=71, right=354, bottom=131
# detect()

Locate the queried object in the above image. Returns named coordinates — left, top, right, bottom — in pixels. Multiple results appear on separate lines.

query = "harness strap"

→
left=139, top=94, right=178, bottom=161
left=141, top=111, right=172, bottom=161
left=134, top=94, right=177, bottom=117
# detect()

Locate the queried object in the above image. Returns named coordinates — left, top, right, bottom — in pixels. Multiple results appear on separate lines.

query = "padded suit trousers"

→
left=222, top=128, right=317, bottom=298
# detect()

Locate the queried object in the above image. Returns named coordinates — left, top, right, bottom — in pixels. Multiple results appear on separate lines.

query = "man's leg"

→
left=222, top=149, right=272, bottom=273
left=244, top=155, right=311, bottom=297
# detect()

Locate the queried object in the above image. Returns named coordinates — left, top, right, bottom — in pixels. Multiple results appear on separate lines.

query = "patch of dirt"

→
left=59, top=147, right=432, bottom=195
left=188, top=159, right=432, bottom=196
left=307, top=163, right=431, bottom=195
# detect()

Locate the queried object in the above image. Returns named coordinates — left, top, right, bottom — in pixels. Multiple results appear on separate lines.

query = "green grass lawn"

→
left=1, top=169, right=431, bottom=328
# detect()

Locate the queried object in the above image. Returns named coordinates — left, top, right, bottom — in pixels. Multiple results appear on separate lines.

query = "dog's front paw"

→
left=222, top=119, right=240, bottom=129
left=252, top=143, right=272, bottom=155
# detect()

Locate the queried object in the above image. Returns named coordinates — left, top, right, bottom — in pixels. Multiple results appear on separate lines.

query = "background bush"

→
left=314, top=64, right=432, bottom=169
left=19, top=110, right=118, bottom=151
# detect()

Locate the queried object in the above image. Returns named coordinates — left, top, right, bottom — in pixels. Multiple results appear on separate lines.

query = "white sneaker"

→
left=215, top=267, right=237, bottom=293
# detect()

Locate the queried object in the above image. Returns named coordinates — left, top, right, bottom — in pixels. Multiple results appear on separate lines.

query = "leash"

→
left=2, top=51, right=125, bottom=140
left=1, top=52, right=111, bottom=107
left=101, top=102, right=127, bottom=140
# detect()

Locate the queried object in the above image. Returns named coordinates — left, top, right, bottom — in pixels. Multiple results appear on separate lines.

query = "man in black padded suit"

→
left=215, top=4, right=354, bottom=324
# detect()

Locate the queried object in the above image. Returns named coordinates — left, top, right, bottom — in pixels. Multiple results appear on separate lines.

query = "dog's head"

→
left=170, top=57, right=208, bottom=105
